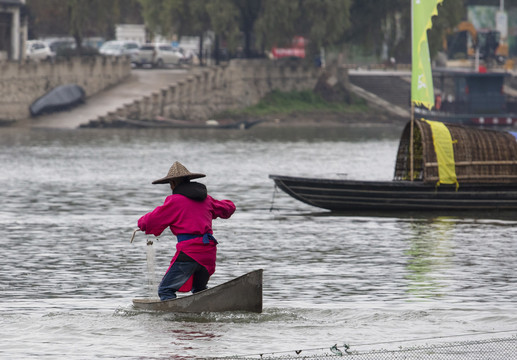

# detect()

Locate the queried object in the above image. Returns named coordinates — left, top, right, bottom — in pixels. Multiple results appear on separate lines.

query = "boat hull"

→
left=83, top=117, right=264, bottom=129
left=270, top=175, right=517, bottom=211
left=30, top=84, right=85, bottom=116
left=133, top=269, right=263, bottom=313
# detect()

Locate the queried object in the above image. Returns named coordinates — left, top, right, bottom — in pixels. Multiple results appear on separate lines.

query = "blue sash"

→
left=176, top=233, right=217, bottom=244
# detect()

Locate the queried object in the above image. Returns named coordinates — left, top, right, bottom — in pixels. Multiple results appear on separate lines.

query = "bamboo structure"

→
left=394, top=120, right=517, bottom=184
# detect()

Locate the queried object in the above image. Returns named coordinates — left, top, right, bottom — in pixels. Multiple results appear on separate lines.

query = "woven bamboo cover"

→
left=394, top=120, right=517, bottom=183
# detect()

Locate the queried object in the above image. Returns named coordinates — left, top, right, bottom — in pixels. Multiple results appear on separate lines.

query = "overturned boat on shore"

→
left=270, top=120, right=517, bottom=212
left=30, top=84, right=85, bottom=116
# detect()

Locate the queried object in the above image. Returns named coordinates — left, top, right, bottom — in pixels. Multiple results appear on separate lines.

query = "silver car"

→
left=99, top=40, right=140, bottom=57
left=134, top=43, right=184, bottom=68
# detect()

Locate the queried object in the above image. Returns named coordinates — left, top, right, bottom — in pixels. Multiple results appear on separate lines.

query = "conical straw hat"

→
left=152, top=161, right=206, bottom=184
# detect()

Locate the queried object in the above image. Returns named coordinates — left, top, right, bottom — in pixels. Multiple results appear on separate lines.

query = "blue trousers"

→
left=158, top=261, right=209, bottom=301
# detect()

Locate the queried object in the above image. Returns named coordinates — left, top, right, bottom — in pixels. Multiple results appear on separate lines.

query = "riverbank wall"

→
left=0, top=56, right=131, bottom=123
left=87, top=59, right=327, bottom=127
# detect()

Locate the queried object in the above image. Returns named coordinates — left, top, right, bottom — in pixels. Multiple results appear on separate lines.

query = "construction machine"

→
left=445, top=21, right=507, bottom=66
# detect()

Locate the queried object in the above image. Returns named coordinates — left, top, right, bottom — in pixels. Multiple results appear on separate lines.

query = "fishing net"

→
left=213, top=334, right=517, bottom=360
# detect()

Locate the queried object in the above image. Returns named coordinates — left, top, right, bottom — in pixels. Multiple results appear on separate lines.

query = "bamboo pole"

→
left=410, top=0, right=414, bottom=182
left=426, top=160, right=517, bottom=167
left=410, top=102, right=415, bottom=181
left=426, top=174, right=517, bottom=181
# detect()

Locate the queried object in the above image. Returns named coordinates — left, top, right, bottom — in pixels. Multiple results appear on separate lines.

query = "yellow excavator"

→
left=444, top=21, right=508, bottom=65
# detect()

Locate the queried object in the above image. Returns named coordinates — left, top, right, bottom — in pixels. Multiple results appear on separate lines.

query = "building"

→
left=115, top=24, right=146, bottom=44
left=0, top=0, right=27, bottom=61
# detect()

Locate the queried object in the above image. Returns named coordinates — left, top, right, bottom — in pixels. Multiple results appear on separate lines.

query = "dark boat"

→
left=30, top=84, right=85, bottom=116
left=416, top=68, right=517, bottom=126
left=269, top=175, right=517, bottom=212
left=132, top=269, right=263, bottom=313
left=270, top=120, right=517, bottom=212
left=83, top=115, right=264, bottom=129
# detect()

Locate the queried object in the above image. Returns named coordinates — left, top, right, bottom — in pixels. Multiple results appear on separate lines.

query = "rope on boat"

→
left=269, top=184, right=278, bottom=212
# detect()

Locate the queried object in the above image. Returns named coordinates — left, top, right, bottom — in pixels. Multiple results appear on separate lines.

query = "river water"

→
left=1, top=123, right=516, bottom=359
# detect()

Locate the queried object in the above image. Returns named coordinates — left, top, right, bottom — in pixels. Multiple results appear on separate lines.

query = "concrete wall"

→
left=0, top=56, right=131, bottom=121
left=94, top=59, right=322, bottom=125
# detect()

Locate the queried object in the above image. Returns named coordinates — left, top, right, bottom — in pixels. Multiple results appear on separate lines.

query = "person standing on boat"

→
left=137, top=161, right=236, bottom=301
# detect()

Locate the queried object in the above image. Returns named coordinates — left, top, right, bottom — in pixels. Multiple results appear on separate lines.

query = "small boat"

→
left=91, top=116, right=264, bottom=129
left=269, top=175, right=517, bottom=212
left=270, top=120, right=517, bottom=212
left=132, top=269, right=263, bottom=313
left=30, top=84, right=85, bottom=116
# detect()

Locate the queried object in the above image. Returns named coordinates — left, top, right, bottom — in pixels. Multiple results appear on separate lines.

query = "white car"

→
left=99, top=40, right=140, bottom=57
left=133, top=43, right=184, bottom=68
left=25, top=40, right=54, bottom=61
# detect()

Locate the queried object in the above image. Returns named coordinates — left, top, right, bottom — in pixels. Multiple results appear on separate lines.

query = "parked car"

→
left=133, top=43, right=184, bottom=68
left=99, top=40, right=139, bottom=58
left=43, top=37, right=76, bottom=56
left=25, top=40, right=54, bottom=61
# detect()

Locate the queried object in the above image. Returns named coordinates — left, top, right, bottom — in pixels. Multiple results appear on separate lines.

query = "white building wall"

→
left=0, top=0, right=26, bottom=61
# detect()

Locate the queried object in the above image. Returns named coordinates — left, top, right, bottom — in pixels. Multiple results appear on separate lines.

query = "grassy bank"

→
left=215, top=90, right=370, bottom=119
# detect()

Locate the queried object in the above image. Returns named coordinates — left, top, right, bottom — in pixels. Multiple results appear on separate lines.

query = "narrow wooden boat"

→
left=132, top=269, right=263, bottom=313
left=270, top=120, right=517, bottom=213
left=89, top=116, right=264, bottom=129
left=269, top=175, right=517, bottom=211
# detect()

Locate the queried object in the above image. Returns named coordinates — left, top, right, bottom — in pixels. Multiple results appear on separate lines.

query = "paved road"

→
left=15, top=67, right=190, bottom=129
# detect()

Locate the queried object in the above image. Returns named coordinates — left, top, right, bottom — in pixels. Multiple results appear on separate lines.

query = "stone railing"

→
left=89, top=59, right=323, bottom=126
left=0, top=56, right=131, bottom=122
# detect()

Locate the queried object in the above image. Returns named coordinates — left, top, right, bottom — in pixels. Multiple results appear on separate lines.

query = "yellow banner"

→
left=425, top=120, right=458, bottom=188
left=411, top=0, right=443, bottom=109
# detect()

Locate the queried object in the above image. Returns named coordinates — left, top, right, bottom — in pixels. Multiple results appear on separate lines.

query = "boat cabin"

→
left=394, top=120, right=517, bottom=184
left=434, top=68, right=511, bottom=115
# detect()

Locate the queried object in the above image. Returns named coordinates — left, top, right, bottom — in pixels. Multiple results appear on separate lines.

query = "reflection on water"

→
left=1, top=124, right=516, bottom=359
left=405, top=217, right=455, bottom=298
left=145, top=240, right=158, bottom=297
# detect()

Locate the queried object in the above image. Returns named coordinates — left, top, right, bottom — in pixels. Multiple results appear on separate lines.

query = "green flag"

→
left=411, top=0, right=443, bottom=109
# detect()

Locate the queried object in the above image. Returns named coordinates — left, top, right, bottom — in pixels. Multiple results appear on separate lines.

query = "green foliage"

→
left=428, top=0, right=466, bottom=58
left=206, top=0, right=241, bottom=50
left=27, top=0, right=142, bottom=41
left=26, top=0, right=469, bottom=64
left=255, top=0, right=351, bottom=57
left=217, top=90, right=368, bottom=118
left=137, top=0, right=168, bottom=37
left=137, top=0, right=352, bottom=59
left=347, top=0, right=464, bottom=63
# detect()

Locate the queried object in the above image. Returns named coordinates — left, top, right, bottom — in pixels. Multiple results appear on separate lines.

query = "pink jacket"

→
left=138, top=194, right=235, bottom=291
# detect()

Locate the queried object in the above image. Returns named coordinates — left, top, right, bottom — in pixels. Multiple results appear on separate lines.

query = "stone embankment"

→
left=2, top=54, right=416, bottom=129
left=0, top=56, right=131, bottom=123
left=83, top=59, right=324, bottom=128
